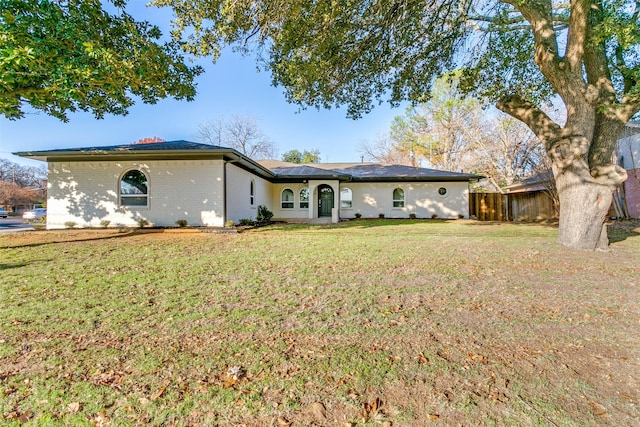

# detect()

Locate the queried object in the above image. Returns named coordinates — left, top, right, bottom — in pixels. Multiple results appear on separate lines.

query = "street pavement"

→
left=0, top=218, right=34, bottom=234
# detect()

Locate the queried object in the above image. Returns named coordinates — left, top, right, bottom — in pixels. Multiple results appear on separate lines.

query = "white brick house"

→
left=15, top=141, right=479, bottom=229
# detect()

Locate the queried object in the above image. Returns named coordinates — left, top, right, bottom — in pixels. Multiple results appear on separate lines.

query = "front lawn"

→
left=1, top=220, right=638, bottom=425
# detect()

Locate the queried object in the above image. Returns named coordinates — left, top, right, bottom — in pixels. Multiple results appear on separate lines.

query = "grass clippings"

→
left=1, top=220, right=639, bottom=426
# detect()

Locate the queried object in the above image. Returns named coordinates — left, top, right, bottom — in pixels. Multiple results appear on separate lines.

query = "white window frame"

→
left=299, top=188, right=309, bottom=209
left=119, top=169, right=149, bottom=208
left=340, top=187, right=353, bottom=209
left=281, top=188, right=294, bottom=209
left=392, top=187, right=405, bottom=208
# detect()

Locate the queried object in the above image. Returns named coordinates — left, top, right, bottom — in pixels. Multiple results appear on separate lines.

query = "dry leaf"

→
left=276, top=416, right=292, bottom=426
left=418, top=352, right=429, bottom=364
left=92, top=411, right=110, bottom=427
left=360, top=397, right=383, bottom=421
left=428, top=414, right=440, bottom=419
left=310, top=402, right=327, bottom=423
left=589, top=402, right=607, bottom=416
left=67, top=402, right=81, bottom=413
left=150, top=384, right=167, bottom=400
left=222, top=377, right=238, bottom=388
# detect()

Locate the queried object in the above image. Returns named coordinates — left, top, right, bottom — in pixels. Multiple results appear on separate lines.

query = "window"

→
left=300, top=188, right=309, bottom=209
left=340, top=188, right=352, bottom=208
left=250, top=180, right=255, bottom=206
left=393, top=188, right=405, bottom=208
left=120, top=170, right=148, bottom=207
left=438, top=187, right=447, bottom=196
left=281, top=188, right=294, bottom=209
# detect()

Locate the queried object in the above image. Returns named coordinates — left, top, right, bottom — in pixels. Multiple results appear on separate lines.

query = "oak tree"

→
left=156, top=0, right=639, bottom=250
left=1, top=0, right=202, bottom=121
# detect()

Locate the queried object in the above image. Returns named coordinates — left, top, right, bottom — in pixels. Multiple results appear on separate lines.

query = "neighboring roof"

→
left=503, top=170, right=553, bottom=193
left=620, top=121, right=640, bottom=139
left=15, top=142, right=480, bottom=183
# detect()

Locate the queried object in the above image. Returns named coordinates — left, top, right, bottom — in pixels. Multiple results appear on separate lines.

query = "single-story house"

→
left=15, top=141, right=479, bottom=229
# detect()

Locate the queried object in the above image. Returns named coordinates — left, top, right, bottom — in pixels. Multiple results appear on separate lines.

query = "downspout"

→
left=223, top=160, right=228, bottom=225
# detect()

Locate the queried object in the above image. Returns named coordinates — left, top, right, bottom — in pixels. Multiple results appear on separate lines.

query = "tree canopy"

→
left=0, top=0, right=202, bottom=121
left=281, top=149, right=321, bottom=164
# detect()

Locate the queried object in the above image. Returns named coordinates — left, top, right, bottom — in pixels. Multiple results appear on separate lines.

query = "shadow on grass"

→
left=257, top=218, right=456, bottom=232
left=0, top=262, right=31, bottom=270
left=608, top=220, right=640, bottom=243
left=0, top=229, right=140, bottom=249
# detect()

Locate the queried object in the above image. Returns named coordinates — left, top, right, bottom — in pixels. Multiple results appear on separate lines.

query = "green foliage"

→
left=64, top=221, right=77, bottom=229
left=224, top=220, right=235, bottom=228
left=155, top=0, right=469, bottom=119
left=137, top=218, right=150, bottom=228
left=238, top=218, right=252, bottom=226
left=281, top=149, right=321, bottom=164
left=0, top=0, right=202, bottom=121
left=354, top=213, right=362, bottom=219
left=175, top=219, right=188, bottom=227
left=256, top=205, right=273, bottom=222
left=409, top=213, right=417, bottom=219
left=378, top=213, right=385, bottom=219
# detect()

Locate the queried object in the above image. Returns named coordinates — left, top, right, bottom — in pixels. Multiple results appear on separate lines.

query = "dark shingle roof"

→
left=260, top=160, right=479, bottom=181
left=25, top=140, right=224, bottom=154
left=16, top=142, right=480, bottom=182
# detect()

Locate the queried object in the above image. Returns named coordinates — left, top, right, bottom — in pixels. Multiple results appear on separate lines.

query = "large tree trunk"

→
left=554, top=163, right=612, bottom=250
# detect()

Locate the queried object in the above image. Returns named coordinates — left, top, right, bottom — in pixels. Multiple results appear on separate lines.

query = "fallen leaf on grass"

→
left=310, top=402, right=327, bottom=423
left=417, top=352, right=429, bottom=364
left=91, top=411, right=110, bottom=427
left=150, top=383, right=168, bottom=401
left=360, top=397, right=383, bottom=422
left=67, top=402, right=81, bottom=413
left=276, top=416, right=292, bottom=426
left=588, top=402, right=608, bottom=416
left=428, top=413, right=440, bottom=419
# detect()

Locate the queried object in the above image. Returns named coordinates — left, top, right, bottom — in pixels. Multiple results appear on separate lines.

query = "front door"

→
left=318, top=185, right=334, bottom=217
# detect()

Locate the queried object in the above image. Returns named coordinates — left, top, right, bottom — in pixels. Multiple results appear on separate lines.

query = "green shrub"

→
left=137, top=218, right=150, bottom=228
left=239, top=218, right=253, bottom=226
left=378, top=213, right=385, bottom=219
left=409, top=213, right=417, bottom=219
left=256, top=205, right=273, bottom=222
left=64, top=221, right=77, bottom=229
left=175, top=219, right=188, bottom=228
left=431, top=214, right=439, bottom=219
left=100, top=220, right=111, bottom=228
left=224, top=220, right=235, bottom=228
left=354, top=213, right=362, bottom=219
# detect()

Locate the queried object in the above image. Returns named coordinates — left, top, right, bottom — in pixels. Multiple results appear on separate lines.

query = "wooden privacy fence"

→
left=469, top=192, right=556, bottom=222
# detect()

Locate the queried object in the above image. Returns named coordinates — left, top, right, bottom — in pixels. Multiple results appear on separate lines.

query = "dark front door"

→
left=318, top=185, right=334, bottom=217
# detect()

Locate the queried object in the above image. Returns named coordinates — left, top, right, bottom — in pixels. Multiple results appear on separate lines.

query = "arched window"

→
left=300, top=188, right=309, bottom=209
left=250, top=180, right=255, bottom=206
left=281, top=188, right=294, bottom=209
left=393, top=188, right=405, bottom=208
left=340, top=188, right=353, bottom=208
left=120, top=170, right=148, bottom=207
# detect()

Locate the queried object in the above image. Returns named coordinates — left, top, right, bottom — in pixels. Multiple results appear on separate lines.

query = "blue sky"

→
left=0, top=3, right=405, bottom=167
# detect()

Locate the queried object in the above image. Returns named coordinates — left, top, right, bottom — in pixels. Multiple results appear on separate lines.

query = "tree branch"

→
left=496, top=94, right=561, bottom=151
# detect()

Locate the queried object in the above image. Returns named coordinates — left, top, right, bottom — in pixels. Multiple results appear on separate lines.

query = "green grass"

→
left=1, top=220, right=639, bottom=426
